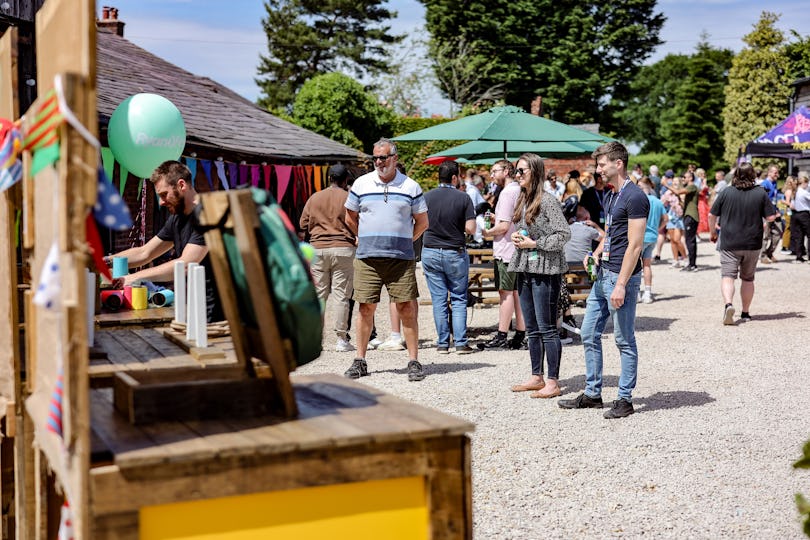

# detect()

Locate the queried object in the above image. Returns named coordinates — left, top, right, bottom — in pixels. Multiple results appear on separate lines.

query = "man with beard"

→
left=106, top=160, right=223, bottom=322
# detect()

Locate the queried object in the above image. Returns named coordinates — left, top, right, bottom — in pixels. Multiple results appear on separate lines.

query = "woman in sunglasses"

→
left=508, top=153, right=571, bottom=399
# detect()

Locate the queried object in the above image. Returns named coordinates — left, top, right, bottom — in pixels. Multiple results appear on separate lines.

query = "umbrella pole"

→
left=503, top=140, right=507, bottom=160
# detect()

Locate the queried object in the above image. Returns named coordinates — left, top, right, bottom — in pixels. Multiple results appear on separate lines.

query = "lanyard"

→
left=605, top=178, right=632, bottom=226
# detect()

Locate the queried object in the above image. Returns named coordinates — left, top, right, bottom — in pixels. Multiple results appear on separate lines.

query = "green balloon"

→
left=108, top=93, right=186, bottom=179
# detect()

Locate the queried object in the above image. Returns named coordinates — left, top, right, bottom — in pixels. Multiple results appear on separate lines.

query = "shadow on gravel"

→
left=644, top=294, right=691, bottom=303
left=558, top=374, right=618, bottom=394
left=741, top=311, right=806, bottom=321
left=633, top=391, right=715, bottom=413
left=375, top=362, right=496, bottom=377
left=635, top=316, right=678, bottom=331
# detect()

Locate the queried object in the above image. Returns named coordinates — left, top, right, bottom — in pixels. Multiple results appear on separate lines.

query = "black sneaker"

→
left=604, top=398, right=634, bottom=419
left=739, top=312, right=752, bottom=322
left=653, top=255, right=661, bottom=263
left=507, top=333, right=526, bottom=350
left=455, top=344, right=475, bottom=355
left=558, top=392, right=603, bottom=409
left=477, top=335, right=508, bottom=350
left=437, top=346, right=449, bottom=354
left=344, top=358, right=368, bottom=379
left=407, top=360, right=425, bottom=382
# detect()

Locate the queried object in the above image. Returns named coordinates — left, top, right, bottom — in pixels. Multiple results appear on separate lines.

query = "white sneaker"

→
left=335, top=339, right=355, bottom=352
left=369, top=337, right=383, bottom=349
left=377, top=337, right=406, bottom=351
left=641, top=291, right=653, bottom=304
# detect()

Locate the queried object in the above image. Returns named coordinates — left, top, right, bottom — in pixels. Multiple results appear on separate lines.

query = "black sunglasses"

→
left=515, top=168, right=529, bottom=177
left=372, top=154, right=395, bottom=162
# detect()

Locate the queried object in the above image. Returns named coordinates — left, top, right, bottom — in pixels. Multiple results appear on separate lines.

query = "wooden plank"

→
left=228, top=191, right=297, bottom=417
left=196, top=192, right=253, bottom=376
left=94, top=306, right=174, bottom=329
left=91, top=512, right=138, bottom=540
left=89, top=439, right=438, bottom=516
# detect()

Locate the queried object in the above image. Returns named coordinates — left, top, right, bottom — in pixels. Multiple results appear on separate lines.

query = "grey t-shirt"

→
left=565, top=221, right=600, bottom=263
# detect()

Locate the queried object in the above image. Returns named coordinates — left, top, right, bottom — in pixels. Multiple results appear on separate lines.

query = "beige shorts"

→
left=352, top=258, right=419, bottom=304
left=720, top=249, right=759, bottom=281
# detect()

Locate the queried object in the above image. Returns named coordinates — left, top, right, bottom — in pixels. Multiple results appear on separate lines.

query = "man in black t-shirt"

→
left=708, top=162, right=778, bottom=326
left=422, top=161, right=476, bottom=354
left=107, top=160, right=223, bottom=322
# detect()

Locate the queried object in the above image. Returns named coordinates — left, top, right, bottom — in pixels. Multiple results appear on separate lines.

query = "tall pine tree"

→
left=663, top=39, right=733, bottom=169
left=256, top=0, right=403, bottom=113
left=722, top=11, right=792, bottom=165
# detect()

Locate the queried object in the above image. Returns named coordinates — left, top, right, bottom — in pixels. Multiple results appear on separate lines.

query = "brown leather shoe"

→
left=510, top=381, right=545, bottom=392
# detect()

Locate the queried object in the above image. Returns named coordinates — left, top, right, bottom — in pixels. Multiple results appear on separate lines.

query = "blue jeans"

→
left=421, top=247, right=470, bottom=347
left=517, top=273, right=561, bottom=378
left=581, top=268, right=642, bottom=401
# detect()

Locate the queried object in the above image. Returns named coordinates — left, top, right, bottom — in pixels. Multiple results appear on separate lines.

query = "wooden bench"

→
left=467, top=263, right=498, bottom=305
left=564, top=263, right=592, bottom=303
left=467, top=248, right=494, bottom=263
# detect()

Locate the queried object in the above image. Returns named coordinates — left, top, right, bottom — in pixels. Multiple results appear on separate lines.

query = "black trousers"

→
left=683, top=215, right=698, bottom=267
left=792, top=211, right=810, bottom=258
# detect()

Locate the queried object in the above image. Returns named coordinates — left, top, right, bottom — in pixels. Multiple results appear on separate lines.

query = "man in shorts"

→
left=344, top=138, right=429, bottom=381
left=708, top=162, right=778, bottom=325
left=479, top=159, right=526, bottom=350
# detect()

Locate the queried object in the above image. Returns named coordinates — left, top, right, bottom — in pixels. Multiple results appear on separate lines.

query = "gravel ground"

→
left=294, top=240, right=810, bottom=539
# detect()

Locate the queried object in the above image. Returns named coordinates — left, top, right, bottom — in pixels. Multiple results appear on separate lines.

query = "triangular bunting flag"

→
left=86, top=214, right=112, bottom=282
left=274, top=165, right=292, bottom=202
left=250, top=164, right=260, bottom=187
left=47, top=365, right=64, bottom=438
left=227, top=162, right=238, bottom=188
left=215, top=160, right=229, bottom=190
left=185, top=157, right=197, bottom=187
left=94, top=163, right=133, bottom=231
left=100, top=147, right=115, bottom=182
left=58, top=500, right=74, bottom=540
left=262, top=164, right=272, bottom=191
left=239, top=164, right=249, bottom=186
left=33, top=242, right=62, bottom=311
left=30, top=142, right=60, bottom=176
left=0, top=120, right=23, bottom=192
left=200, top=159, right=212, bottom=189
left=118, top=164, right=129, bottom=197
left=22, top=90, right=64, bottom=152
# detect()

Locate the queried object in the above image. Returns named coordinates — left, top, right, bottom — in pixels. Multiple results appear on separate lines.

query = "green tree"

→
left=663, top=39, right=733, bottom=169
left=256, top=0, right=403, bottom=113
left=722, top=11, right=792, bottom=165
left=785, top=31, right=810, bottom=82
left=616, top=54, right=691, bottom=153
left=420, top=0, right=664, bottom=128
left=291, top=72, right=395, bottom=153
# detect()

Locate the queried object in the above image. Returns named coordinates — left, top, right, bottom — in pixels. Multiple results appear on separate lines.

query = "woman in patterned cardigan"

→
left=508, top=153, right=571, bottom=399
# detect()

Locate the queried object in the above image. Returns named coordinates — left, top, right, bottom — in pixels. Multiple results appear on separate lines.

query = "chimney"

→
left=530, top=96, right=542, bottom=116
left=97, top=5, right=125, bottom=37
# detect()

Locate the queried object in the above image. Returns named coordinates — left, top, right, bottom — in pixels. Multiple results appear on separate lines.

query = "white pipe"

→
left=186, top=262, right=198, bottom=342
left=194, top=266, right=207, bottom=348
left=174, top=261, right=185, bottom=323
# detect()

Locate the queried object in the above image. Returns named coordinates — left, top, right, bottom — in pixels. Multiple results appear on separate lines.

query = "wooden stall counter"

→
left=95, top=306, right=175, bottom=330
left=89, top=374, right=474, bottom=539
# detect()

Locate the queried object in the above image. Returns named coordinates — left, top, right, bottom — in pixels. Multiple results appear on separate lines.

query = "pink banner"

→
left=262, top=164, right=272, bottom=190
left=250, top=164, right=260, bottom=187
left=274, top=165, right=293, bottom=201
left=239, top=164, right=249, bottom=186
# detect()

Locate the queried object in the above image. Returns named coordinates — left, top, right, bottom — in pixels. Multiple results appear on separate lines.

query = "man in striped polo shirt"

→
left=344, top=138, right=429, bottom=381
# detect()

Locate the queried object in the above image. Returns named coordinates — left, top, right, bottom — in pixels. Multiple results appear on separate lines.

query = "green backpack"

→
left=221, top=188, right=323, bottom=366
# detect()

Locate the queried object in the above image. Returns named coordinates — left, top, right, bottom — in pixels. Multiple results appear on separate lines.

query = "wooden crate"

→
left=90, top=374, right=473, bottom=539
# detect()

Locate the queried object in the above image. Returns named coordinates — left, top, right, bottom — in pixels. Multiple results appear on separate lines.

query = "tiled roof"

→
left=96, top=31, right=366, bottom=163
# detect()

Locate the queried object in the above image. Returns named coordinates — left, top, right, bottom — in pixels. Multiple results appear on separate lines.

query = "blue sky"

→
left=109, top=0, right=810, bottom=116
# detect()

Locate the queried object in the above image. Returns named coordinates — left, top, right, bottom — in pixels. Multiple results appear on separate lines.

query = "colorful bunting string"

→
left=33, top=242, right=62, bottom=311
left=47, top=365, right=65, bottom=438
